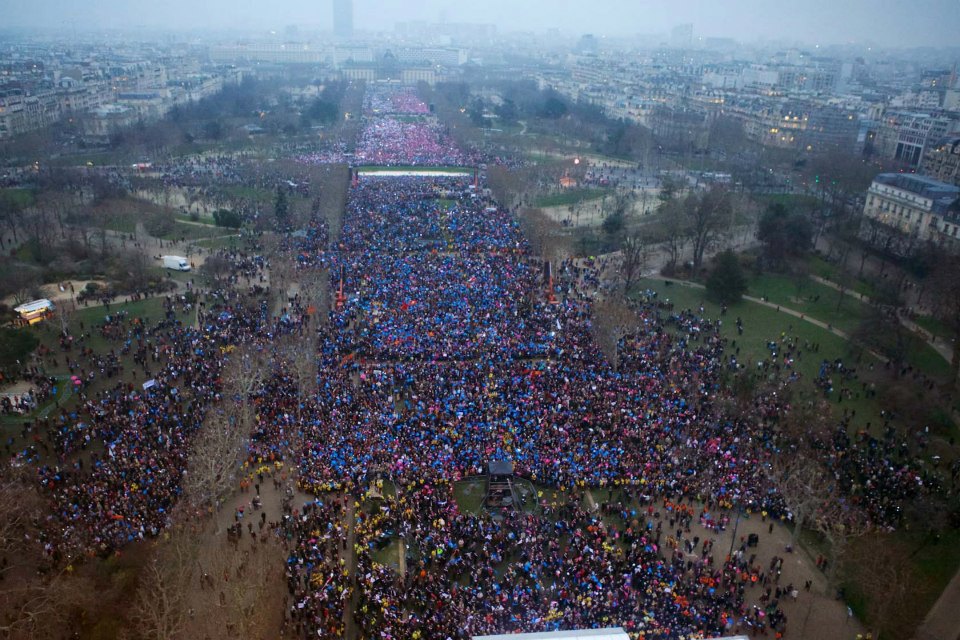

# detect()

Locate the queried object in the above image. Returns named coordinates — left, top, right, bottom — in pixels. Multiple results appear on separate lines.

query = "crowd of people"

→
left=2, top=84, right=935, bottom=637
left=270, top=87, right=802, bottom=637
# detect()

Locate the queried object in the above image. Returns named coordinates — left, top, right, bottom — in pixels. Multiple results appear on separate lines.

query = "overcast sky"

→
left=3, top=0, right=959, bottom=48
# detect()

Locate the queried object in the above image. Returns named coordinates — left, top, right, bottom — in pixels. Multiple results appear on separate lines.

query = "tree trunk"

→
left=951, top=334, right=960, bottom=392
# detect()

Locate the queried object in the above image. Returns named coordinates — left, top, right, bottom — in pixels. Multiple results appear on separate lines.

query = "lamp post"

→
left=727, top=502, right=744, bottom=559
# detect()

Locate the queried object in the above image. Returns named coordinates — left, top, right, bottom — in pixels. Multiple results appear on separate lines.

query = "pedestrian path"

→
left=810, top=275, right=952, bottom=362
left=657, top=276, right=891, bottom=363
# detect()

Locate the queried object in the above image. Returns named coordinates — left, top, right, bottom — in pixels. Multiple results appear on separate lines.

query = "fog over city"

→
left=3, top=0, right=960, bottom=47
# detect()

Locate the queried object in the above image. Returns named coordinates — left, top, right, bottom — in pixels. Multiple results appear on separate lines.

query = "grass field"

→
left=0, top=187, right=36, bottom=207
left=746, top=272, right=872, bottom=335
left=913, top=313, right=952, bottom=340
left=193, top=235, right=242, bottom=251
left=1, top=297, right=194, bottom=430
left=633, top=278, right=886, bottom=430
left=157, top=221, right=226, bottom=242
left=807, top=255, right=879, bottom=300
left=636, top=276, right=959, bottom=638
left=535, top=188, right=608, bottom=208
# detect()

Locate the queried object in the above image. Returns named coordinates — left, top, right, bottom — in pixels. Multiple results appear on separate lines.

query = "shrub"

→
left=706, top=250, right=747, bottom=305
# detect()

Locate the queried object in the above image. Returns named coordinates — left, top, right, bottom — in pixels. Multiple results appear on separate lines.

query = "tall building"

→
left=333, top=0, right=353, bottom=39
left=670, top=24, right=693, bottom=49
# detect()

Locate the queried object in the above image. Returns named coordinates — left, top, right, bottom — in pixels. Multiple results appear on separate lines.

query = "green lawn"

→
left=634, top=278, right=885, bottom=430
left=535, top=188, right=608, bottom=208
left=913, top=314, right=952, bottom=340
left=193, top=236, right=242, bottom=250
left=175, top=214, right=217, bottom=225
left=1, top=188, right=35, bottom=207
left=453, top=478, right=486, bottom=514
left=1, top=297, right=193, bottom=430
left=157, top=222, right=225, bottom=242
left=807, top=255, right=878, bottom=300
left=104, top=215, right=138, bottom=235
left=746, top=272, right=872, bottom=335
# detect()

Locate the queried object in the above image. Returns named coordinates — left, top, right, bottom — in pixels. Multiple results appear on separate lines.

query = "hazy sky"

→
left=3, top=0, right=959, bottom=47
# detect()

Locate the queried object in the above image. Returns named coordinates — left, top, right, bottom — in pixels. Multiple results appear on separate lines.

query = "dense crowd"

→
left=271, top=87, right=937, bottom=638
left=2, top=85, right=935, bottom=638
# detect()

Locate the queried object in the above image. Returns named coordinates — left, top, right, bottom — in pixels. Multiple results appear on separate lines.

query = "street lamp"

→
left=727, top=502, right=745, bottom=559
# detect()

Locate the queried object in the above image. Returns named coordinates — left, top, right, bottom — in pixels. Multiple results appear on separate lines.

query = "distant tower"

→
left=333, top=0, right=354, bottom=39
left=670, top=23, right=693, bottom=49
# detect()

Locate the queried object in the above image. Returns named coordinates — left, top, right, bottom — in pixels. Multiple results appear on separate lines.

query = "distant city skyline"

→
left=2, top=0, right=959, bottom=49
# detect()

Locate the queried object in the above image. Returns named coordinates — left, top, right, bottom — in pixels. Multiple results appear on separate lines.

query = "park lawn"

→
left=634, top=278, right=885, bottom=431
left=103, top=215, right=138, bottom=235
left=807, top=255, right=879, bottom=300
left=194, top=235, right=242, bottom=251
left=534, top=188, right=608, bottom=208
left=746, top=272, right=872, bottom=335
left=901, top=526, right=960, bottom=616
left=913, top=314, right=952, bottom=340
left=902, top=334, right=952, bottom=379
left=175, top=214, right=217, bottom=225
left=157, top=221, right=226, bottom=242
left=843, top=528, right=960, bottom=640
left=369, top=538, right=403, bottom=571
left=0, top=298, right=193, bottom=433
left=1, top=188, right=36, bottom=207
left=454, top=478, right=485, bottom=514
left=70, top=297, right=189, bottom=354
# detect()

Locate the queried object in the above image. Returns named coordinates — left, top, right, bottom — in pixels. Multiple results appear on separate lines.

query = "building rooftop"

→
left=873, top=173, right=960, bottom=199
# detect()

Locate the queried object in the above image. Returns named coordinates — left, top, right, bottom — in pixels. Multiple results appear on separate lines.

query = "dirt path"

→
left=588, top=488, right=864, bottom=639
left=810, top=274, right=953, bottom=363
left=915, top=565, right=960, bottom=640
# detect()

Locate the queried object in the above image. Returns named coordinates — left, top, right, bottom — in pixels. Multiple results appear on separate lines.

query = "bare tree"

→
left=657, top=197, right=689, bottom=273
left=3, top=265, right=40, bottom=306
left=591, top=298, right=636, bottom=371
left=0, top=570, right=93, bottom=639
left=813, top=499, right=872, bottom=595
left=200, top=254, right=232, bottom=283
left=619, top=232, right=649, bottom=295
left=132, top=531, right=198, bottom=640
left=223, top=346, right=268, bottom=434
left=688, top=186, right=732, bottom=273
left=181, top=409, right=247, bottom=512
left=0, top=468, right=43, bottom=580
left=0, top=190, right=26, bottom=244
left=0, top=467, right=94, bottom=639
left=849, top=535, right=926, bottom=640
left=768, top=452, right=829, bottom=546
left=185, top=541, right=286, bottom=640
left=519, top=207, right=569, bottom=262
